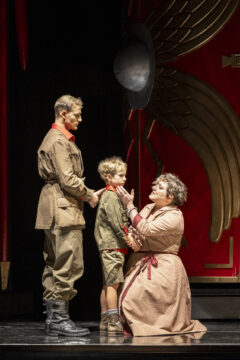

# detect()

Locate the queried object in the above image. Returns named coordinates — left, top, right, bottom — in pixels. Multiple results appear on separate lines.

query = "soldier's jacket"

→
left=94, top=189, right=129, bottom=250
left=35, top=127, right=93, bottom=229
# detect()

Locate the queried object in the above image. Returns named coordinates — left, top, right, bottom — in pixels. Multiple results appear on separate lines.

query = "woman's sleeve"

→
left=134, top=210, right=183, bottom=237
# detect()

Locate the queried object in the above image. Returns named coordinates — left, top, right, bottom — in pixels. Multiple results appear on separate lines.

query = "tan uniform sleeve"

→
left=50, top=140, right=93, bottom=201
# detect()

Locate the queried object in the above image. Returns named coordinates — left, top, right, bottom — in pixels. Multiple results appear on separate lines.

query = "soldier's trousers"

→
left=42, top=225, right=84, bottom=301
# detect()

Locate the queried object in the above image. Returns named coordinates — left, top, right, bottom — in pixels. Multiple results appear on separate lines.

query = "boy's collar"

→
left=106, top=185, right=117, bottom=192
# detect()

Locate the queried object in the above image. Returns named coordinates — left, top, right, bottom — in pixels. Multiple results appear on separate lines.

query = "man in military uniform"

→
left=35, top=94, right=102, bottom=336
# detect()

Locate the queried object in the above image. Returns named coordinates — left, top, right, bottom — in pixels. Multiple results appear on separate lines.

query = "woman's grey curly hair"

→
left=155, top=173, right=187, bottom=206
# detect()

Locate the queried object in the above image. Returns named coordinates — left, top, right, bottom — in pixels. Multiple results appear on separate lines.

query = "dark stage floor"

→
left=1, top=320, right=240, bottom=359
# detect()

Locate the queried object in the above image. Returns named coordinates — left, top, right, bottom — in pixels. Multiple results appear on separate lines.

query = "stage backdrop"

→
left=123, top=0, right=240, bottom=282
left=1, top=0, right=123, bottom=321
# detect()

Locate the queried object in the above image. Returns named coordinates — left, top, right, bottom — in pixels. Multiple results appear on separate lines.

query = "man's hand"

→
left=89, top=193, right=99, bottom=208
left=88, top=188, right=105, bottom=208
left=94, top=188, right=105, bottom=199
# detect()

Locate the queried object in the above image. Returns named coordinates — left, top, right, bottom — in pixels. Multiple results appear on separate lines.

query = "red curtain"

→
left=0, top=0, right=8, bottom=263
left=15, top=0, right=28, bottom=70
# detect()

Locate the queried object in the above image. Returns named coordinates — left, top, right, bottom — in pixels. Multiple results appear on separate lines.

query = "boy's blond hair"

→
left=98, top=156, right=127, bottom=184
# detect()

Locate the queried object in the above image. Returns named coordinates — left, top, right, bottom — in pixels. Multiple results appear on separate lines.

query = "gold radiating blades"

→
left=142, top=0, right=240, bottom=242
left=147, top=67, right=240, bottom=242
left=145, top=0, right=239, bottom=64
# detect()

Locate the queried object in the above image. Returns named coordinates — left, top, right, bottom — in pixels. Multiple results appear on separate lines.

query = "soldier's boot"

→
left=99, top=313, right=108, bottom=333
left=44, top=299, right=90, bottom=337
left=107, top=313, right=123, bottom=335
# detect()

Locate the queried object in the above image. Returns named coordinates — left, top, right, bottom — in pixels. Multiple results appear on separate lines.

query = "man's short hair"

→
left=54, top=95, right=83, bottom=117
left=98, top=156, right=127, bottom=183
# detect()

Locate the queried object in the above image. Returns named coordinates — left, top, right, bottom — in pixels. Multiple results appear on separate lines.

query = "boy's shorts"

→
left=100, top=250, right=125, bottom=286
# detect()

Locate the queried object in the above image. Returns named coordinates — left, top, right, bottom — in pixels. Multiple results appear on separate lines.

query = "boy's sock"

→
left=101, top=311, right=108, bottom=316
left=108, top=308, right=118, bottom=315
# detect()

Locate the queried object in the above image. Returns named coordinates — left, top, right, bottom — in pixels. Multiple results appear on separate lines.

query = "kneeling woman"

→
left=116, top=173, right=206, bottom=337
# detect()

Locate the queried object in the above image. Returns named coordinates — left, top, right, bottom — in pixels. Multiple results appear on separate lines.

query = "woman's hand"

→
left=116, top=186, right=134, bottom=208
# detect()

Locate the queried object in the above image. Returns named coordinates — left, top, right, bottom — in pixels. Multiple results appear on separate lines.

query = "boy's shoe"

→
left=108, top=313, right=123, bottom=334
left=99, top=313, right=108, bottom=332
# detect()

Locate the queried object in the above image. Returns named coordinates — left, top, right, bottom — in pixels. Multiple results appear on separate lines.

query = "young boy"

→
left=94, top=156, right=131, bottom=334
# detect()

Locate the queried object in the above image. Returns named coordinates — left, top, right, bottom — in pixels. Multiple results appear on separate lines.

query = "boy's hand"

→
left=124, top=233, right=141, bottom=252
